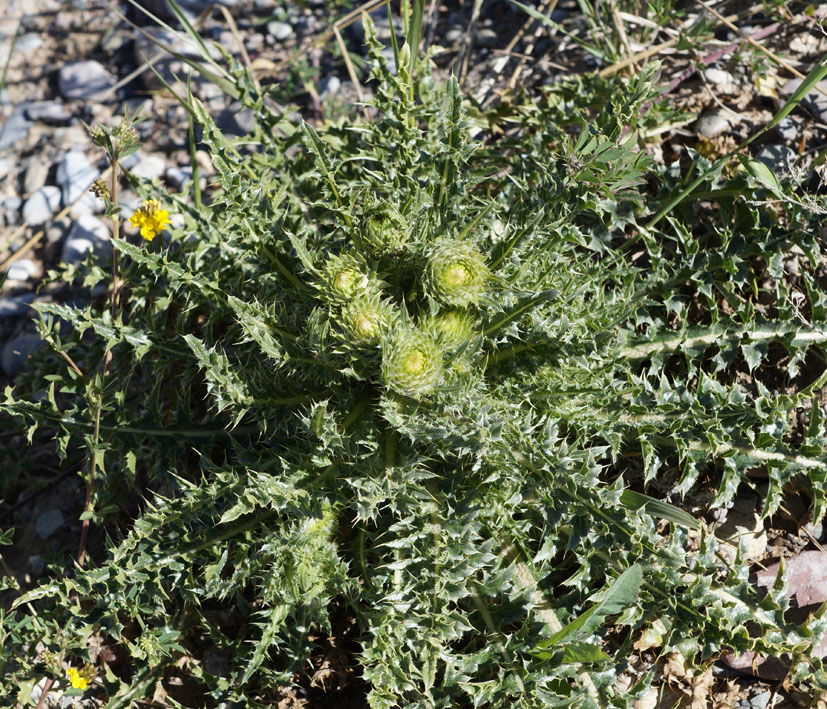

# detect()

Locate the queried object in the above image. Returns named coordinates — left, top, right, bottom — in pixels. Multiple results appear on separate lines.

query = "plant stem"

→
left=78, top=151, right=120, bottom=569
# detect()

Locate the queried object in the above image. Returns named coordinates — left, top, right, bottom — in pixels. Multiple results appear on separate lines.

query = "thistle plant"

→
left=2, top=10, right=827, bottom=709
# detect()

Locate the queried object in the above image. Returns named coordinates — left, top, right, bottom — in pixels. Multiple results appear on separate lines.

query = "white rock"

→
left=16, top=33, right=43, bottom=52
left=62, top=214, right=111, bottom=264
left=58, top=60, right=115, bottom=100
left=0, top=105, right=31, bottom=152
left=704, top=68, right=734, bottom=86
left=6, top=258, right=39, bottom=281
left=56, top=149, right=99, bottom=216
left=319, top=76, right=341, bottom=100
left=22, top=185, right=61, bottom=225
left=267, top=21, right=293, bottom=40
left=1, top=195, right=21, bottom=225
left=23, top=159, right=50, bottom=195
left=695, top=110, right=731, bottom=138
left=0, top=157, right=14, bottom=178
left=131, top=153, right=167, bottom=180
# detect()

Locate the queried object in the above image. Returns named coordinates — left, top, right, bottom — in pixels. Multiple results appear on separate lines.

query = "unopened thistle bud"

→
left=382, top=329, right=443, bottom=398
left=321, top=253, right=374, bottom=302
left=426, top=240, right=489, bottom=307
left=341, top=296, right=393, bottom=345
left=422, top=310, right=476, bottom=348
left=360, top=203, right=408, bottom=255
left=90, top=177, right=110, bottom=201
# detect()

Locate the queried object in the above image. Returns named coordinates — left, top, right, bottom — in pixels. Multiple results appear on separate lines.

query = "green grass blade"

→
left=620, top=490, right=700, bottom=530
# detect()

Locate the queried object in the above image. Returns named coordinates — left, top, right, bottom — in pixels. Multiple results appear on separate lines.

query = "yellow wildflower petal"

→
left=66, top=667, right=88, bottom=690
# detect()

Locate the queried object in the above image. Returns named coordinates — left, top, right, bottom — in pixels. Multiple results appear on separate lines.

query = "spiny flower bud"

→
left=90, top=177, right=110, bottom=201
left=426, top=240, right=489, bottom=307
left=360, top=203, right=408, bottom=255
left=382, top=328, right=443, bottom=398
left=341, top=296, right=393, bottom=346
left=422, top=310, right=476, bottom=348
left=321, top=253, right=374, bottom=302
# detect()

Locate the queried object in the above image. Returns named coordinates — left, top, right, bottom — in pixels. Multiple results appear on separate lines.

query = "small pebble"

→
left=695, top=110, right=731, bottom=138
left=0, top=105, right=31, bottom=152
left=165, top=165, right=193, bottom=189
left=23, top=159, right=50, bottom=195
left=1, top=195, right=22, bottom=225
left=16, top=33, right=43, bottom=52
left=58, top=60, right=116, bottom=101
left=476, top=28, right=498, bottom=48
left=6, top=258, right=40, bottom=282
left=755, top=144, right=796, bottom=176
left=62, top=214, right=111, bottom=265
left=267, top=20, right=293, bottom=40
left=2, top=333, right=44, bottom=378
left=0, top=292, right=35, bottom=318
left=35, top=509, right=64, bottom=540
left=445, top=26, right=465, bottom=44
left=22, top=185, right=61, bottom=225
left=28, top=555, right=45, bottom=575
left=319, top=76, right=341, bottom=100
left=705, top=68, right=734, bottom=86
left=57, top=149, right=100, bottom=216
left=24, top=101, right=71, bottom=125
left=751, top=690, right=771, bottom=709
left=131, top=153, right=167, bottom=180
left=775, top=116, right=803, bottom=143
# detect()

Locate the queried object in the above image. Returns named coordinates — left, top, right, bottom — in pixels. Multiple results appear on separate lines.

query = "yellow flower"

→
left=129, top=199, right=171, bottom=242
left=66, top=667, right=88, bottom=690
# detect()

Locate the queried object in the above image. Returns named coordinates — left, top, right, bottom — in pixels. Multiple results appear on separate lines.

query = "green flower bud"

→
left=321, top=253, right=372, bottom=302
left=341, top=296, right=393, bottom=345
left=426, top=241, right=488, bottom=307
left=383, top=329, right=443, bottom=398
left=422, top=310, right=476, bottom=348
left=361, top=203, right=408, bottom=255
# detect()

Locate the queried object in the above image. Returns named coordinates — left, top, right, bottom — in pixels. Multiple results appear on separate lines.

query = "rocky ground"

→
left=3, top=0, right=827, bottom=707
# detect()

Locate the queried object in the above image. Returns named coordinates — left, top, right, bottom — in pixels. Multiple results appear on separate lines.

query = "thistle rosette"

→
left=341, top=296, right=394, bottom=346
left=426, top=240, right=489, bottom=307
left=360, top=203, right=408, bottom=255
left=382, top=328, right=443, bottom=398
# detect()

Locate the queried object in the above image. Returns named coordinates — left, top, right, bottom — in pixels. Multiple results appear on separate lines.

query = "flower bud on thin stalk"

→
left=426, top=240, right=489, bottom=307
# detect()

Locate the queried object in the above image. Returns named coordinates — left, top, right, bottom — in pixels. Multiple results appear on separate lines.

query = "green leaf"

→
left=738, top=155, right=786, bottom=200
left=620, top=490, right=700, bottom=530
left=534, top=565, right=643, bottom=650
